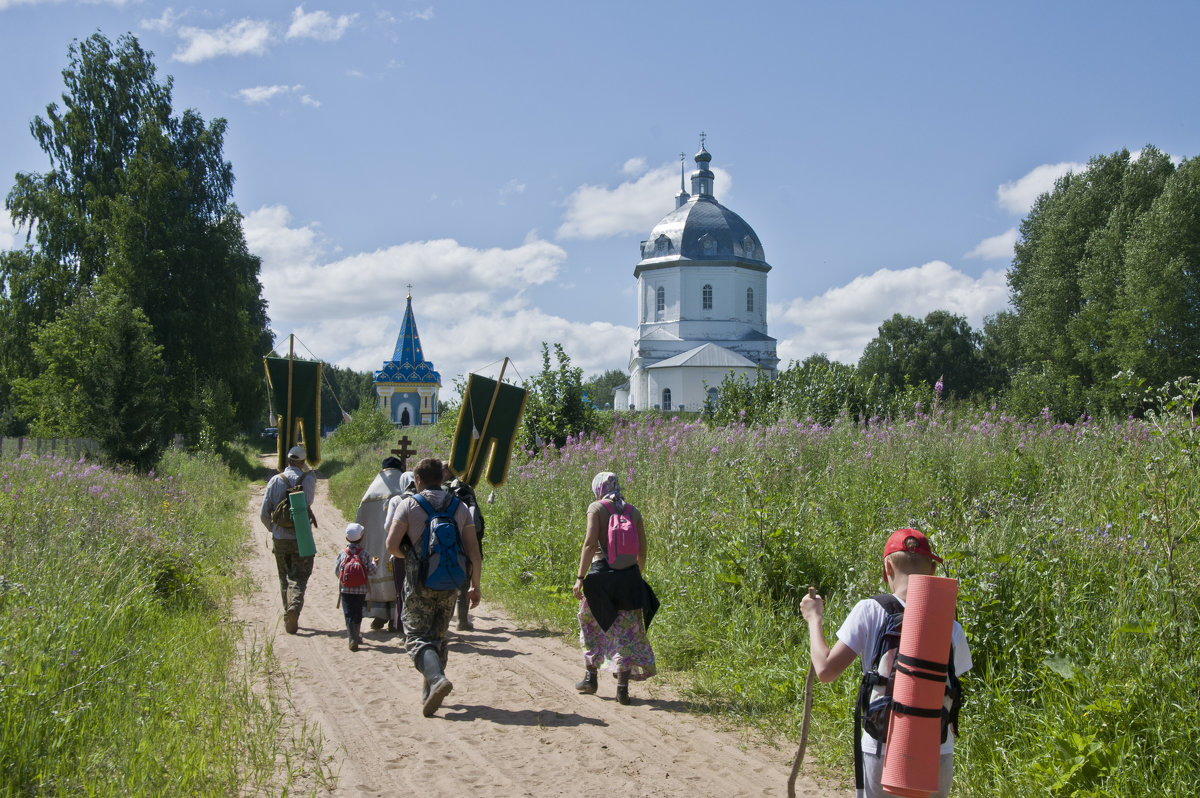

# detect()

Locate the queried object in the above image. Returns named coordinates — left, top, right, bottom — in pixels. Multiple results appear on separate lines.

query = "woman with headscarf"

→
left=382, top=471, right=417, bottom=633
left=571, top=471, right=659, bottom=704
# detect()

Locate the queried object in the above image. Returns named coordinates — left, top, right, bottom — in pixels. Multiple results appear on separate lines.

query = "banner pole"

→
left=465, top=357, right=509, bottom=483
left=286, top=334, right=295, bottom=458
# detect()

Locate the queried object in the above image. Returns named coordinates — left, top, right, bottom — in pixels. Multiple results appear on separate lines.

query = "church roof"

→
left=374, top=294, right=442, bottom=385
left=637, top=146, right=767, bottom=270
left=646, top=342, right=756, bottom=369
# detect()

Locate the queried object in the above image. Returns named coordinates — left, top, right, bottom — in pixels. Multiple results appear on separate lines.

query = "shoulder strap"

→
left=412, top=494, right=434, bottom=515
left=872, top=593, right=904, bottom=616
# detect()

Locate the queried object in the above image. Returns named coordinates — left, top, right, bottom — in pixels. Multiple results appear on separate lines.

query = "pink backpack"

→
left=599, top=499, right=639, bottom=569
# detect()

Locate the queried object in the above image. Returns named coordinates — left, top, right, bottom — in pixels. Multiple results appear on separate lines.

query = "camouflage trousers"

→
left=272, top=537, right=314, bottom=616
left=401, top=555, right=457, bottom=667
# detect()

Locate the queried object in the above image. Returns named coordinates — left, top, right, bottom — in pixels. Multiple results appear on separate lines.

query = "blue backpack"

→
left=412, top=495, right=467, bottom=591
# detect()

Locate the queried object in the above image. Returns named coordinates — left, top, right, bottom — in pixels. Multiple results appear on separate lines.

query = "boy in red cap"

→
left=800, top=529, right=972, bottom=798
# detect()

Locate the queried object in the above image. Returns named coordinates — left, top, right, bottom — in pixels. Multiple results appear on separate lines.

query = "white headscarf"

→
left=591, top=471, right=624, bottom=511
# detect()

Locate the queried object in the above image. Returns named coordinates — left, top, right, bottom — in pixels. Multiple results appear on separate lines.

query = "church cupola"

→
left=690, top=143, right=715, bottom=200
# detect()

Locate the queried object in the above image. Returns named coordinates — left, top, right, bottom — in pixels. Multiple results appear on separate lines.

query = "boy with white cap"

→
left=335, top=522, right=379, bottom=651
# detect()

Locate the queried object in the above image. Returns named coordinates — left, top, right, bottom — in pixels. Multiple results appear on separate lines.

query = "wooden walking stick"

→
left=787, top=586, right=819, bottom=798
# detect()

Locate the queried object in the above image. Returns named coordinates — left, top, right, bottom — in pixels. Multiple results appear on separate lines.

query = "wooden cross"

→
left=391, top=435, right=417, bottom=470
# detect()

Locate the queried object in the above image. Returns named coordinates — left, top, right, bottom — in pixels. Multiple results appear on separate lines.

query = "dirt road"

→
left=235, top=466, right=847, bottom=797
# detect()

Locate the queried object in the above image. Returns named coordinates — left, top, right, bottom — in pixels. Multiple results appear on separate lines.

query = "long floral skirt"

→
left=578, top=598, right=656, bottom=681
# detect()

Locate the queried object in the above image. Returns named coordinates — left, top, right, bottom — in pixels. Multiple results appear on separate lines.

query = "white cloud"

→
left=771, top=260, right=1010, bottom=366
left=287, top=6, right=357, bottom=41
left=173, top=19, right=272, bottom=63
left=407, top=7, right=434, bottom=21
left=0, top=210, right=21, bottom=250
left=238, top=85, right=293, bottom=104
left=557, top=163, right=732, bottom=240
left=247, top=204, right=628, bottom=384
left=621, top=157, right=647, bottom=176
left=965, top=226, right=1018, bottom=260
left=140, top=8, right=182, bottom=34
left=997, top=161, right=1087, bottom=215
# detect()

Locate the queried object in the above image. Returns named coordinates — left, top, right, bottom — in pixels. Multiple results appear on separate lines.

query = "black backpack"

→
left=853, top=594, right=961, bottom=791
left=446, top=478, right=484, bottom=553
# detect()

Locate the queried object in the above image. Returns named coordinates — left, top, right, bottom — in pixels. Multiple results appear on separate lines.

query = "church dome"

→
left=637, top=146, right=766, bottom=267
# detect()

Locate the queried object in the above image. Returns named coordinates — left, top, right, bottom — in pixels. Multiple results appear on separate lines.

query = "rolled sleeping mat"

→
left=290, top=492, right=317, bottom=557
left=881, top=574, right=958, bottom=798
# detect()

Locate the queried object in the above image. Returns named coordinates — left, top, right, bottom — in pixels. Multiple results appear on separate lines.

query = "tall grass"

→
left=0, top=447, right=314, bottom=795
left=472, top=404, right=1198, bottom=797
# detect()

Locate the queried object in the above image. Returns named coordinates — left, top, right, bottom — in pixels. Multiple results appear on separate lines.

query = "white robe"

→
left=354, top=467, right=409, bottom=607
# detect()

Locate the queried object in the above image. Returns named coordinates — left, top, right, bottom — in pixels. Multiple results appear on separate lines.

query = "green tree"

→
left=583, top=368, right=628, bottom=409
left=1, top=33, right=271, bottom=442
left=521, top=342, right=598, bottom=449
left=320, top=363, right=376, bottom=431
left=1115, top=156, right=1200, bottom=391
left=12, top=285, right=166, bottom=468
left=1006, top=146, right=1181, bottom=413
left=857, top=311, right=986, bottom=399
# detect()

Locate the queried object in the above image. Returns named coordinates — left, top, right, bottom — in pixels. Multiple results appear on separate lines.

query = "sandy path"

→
left=236, top=465, right=848, bottom=797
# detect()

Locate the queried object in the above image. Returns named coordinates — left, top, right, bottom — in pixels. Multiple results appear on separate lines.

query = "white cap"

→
left=287, top=445, right=306, bottom=461
left=345, top=523, right=364, bottom=542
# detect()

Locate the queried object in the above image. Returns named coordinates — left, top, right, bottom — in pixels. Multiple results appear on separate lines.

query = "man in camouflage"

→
left=386, top=457, right=481, bottom=716
left=260, top=445, right=317, bottom=634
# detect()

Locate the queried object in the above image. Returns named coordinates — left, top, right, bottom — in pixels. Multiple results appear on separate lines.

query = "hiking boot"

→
left=575, top=668, right=598, bottom=694
left=349, top=636, right=359, bottom=652
left=616, top=672, right=630, bottom=705
left=370, top=616, right=387, bottom=631
left=456, top=619, right=475, bottom=631
left=283, top=610, right=299, bottom=634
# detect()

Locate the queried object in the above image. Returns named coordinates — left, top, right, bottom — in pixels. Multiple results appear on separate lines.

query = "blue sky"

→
left=2, top=1, right=1198, bottom=389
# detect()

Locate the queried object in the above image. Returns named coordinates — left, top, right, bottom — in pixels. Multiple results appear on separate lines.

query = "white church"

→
left=614, top=143, right=779, bottom=412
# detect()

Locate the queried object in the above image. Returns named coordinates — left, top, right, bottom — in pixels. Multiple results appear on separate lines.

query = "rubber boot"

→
left=347, top=619, right=358, bottom=651
left=575, top=666, right=598, bottom=694
left=417, top=647, right=453, bottom=717
left=616, top=671, right=630, bottom=705
left=456, top=585, right=473, bottom=631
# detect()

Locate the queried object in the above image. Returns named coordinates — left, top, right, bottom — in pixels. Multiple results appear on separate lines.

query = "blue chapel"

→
left=374, top=291, right=441, bottom=426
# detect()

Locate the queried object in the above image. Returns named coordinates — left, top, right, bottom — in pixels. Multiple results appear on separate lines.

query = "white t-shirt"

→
left=836, top=595, right=972, bottom=756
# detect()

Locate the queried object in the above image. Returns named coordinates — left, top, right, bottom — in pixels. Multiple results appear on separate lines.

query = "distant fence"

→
left=0, top=437, right=101, bottom=460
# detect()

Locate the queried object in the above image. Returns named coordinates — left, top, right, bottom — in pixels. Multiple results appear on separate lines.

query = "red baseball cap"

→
left=883, top=528, right=943, bottom=563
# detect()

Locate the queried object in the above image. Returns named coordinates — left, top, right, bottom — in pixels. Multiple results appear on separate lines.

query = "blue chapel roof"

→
left=374, top=295, right=441, bottom=385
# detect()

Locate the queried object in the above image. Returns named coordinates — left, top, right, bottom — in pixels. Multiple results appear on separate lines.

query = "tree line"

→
left=3, top=34, right=1195, bottom=467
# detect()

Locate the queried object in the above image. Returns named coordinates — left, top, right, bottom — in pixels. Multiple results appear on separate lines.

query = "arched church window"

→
left=746, top=287, right=754, bottom=312
left=707, top=387, right=719, bottom=405
left=702, top=284, right=713, bottom=310
left=662, top=388, right=672, bottom=411
left=699, top=233, right=716, bottom=254
left=743, top=234, right=756, bottom=256
left=655, top=234, right=671, bottom=255
left=656, top=286, right=665, bottom=313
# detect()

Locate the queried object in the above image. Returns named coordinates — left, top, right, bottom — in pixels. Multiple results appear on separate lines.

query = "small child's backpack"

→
left=412, top=495, right=467, bottom=591
left=853, top=594, right=962, bottom=791
left=339, top=546, right=369, bottom=590
left=598, top=498, right=639, bottom=570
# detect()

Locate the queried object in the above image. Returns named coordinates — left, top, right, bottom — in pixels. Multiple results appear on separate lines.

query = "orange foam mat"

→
left=881, top=575, right=958, bottom=798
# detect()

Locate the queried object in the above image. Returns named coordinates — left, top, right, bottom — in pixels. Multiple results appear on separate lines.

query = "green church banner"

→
left=450, top=373, right=527, bottom=488
left=264, top=355, right=323, bottom=472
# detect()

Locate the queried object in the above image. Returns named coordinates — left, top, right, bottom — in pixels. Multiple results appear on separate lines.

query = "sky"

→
left=1, top=1, right=1198, bottom=394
